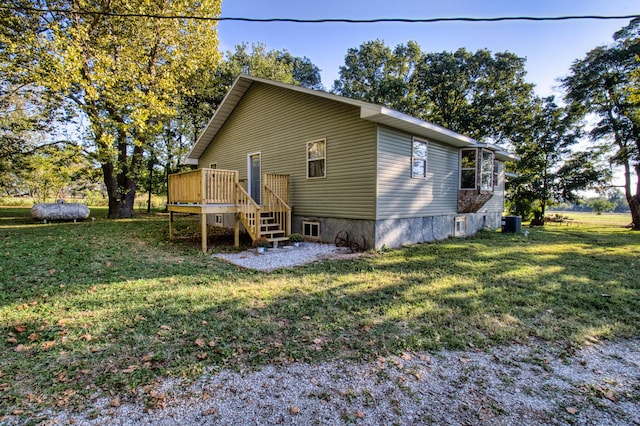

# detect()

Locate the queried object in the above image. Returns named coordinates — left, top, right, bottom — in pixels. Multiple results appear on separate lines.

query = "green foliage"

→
left=332, top=40, right=420, bottom=113
left=333, top=41, right=535, bottom=147
left=562, top=18, right=640, bottom=229
left=586, top=198, right=616, bottom=214
left=0, top=209, right=638, bottom=415
left=507, top=97, right=610, bottom=221
left=6, top=1, right=222, bottom=218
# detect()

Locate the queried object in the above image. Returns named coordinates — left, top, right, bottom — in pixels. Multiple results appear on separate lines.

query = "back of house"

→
left=184, top=74, right=517, bottom=249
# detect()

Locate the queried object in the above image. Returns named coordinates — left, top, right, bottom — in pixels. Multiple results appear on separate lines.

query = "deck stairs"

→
left=259, top=212, right=289, bottom=247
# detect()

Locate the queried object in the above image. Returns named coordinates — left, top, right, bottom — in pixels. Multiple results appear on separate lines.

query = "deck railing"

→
left=262, top=174, right=291, bottom=237
left=264, top=173, right=290, bottom=205
left=168, top=169, right=290, bottom=244
left=235, top=184, right=260, bottom=241
left=168, top=168, right=237, bottom=205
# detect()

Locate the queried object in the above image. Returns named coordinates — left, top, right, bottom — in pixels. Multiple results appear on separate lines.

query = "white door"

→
left=248, top=152, right=261, bottom=205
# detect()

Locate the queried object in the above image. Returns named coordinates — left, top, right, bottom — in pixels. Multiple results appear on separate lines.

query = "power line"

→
left=2, top=5, right=639, bottom=24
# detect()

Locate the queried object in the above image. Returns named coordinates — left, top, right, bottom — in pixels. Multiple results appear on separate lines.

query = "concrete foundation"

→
left=212, top=212, right=501, bottom=250
left=292, top=215, right=376, bottom=248
left=375, top=212, right=501, bottom=249
left=291, top=212, right=501, bottom=250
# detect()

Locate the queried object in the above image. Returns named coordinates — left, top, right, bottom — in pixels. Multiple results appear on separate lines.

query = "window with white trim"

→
left=214, top=214, right=224, bottom=227
left=412, top=138, right=428, bottom=178
left=460, top=148, right=495, bottom=191
left=306, top=139, right=326, bottom=179
left=302, top=221, right=320, bottom=239
left=209, top=162, right=217, bottom=169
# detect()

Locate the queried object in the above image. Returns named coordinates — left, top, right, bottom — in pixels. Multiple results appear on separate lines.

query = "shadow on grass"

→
left=0, top=208, right=638, bottom=412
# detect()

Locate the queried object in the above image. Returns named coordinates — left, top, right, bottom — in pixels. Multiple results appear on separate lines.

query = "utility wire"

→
left=1, top=5, right=639, bottom=23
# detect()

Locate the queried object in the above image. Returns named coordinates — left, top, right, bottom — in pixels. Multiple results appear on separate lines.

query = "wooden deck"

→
left=167, top=168, right=291, bottom=252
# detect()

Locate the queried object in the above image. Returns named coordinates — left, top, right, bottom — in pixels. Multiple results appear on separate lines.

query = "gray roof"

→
left=186, top=74, right=519, bottom=163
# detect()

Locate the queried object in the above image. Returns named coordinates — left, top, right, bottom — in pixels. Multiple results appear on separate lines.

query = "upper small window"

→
left=412, top=138, right=428, bottom=179
left=307, top=139, right=326, bottom=179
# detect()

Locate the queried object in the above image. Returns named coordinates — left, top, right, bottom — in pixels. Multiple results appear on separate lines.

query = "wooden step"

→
left=261, top=223, right=280, bottom=230
left=267, top=236, right=290, bottom=248
left=261, top=231, right=286, bottom=238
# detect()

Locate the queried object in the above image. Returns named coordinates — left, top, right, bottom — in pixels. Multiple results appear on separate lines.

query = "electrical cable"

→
left=1, top=5, right=638, bottom=24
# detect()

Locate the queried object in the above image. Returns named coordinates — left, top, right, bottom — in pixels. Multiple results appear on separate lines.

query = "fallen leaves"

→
left=14, top=344, right=29, bottom=352
left=565, top=406, right=578, bottom=415
left=14, top=325, right=27, bottom=333
left=194, top=338, right=205, bottom=348
left=41, top=341, right=56, bottom=350
left=289, top=405, right=300, bottom=415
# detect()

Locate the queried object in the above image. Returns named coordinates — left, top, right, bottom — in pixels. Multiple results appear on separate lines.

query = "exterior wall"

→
left=376, top=126, right=459, bottom=219
left=374, top=212, right=502, bottom=249
left=479, top=161, right=506, bottom=214
left=292, top=215, right=376, bottom=249
left=198, top=82, right=378, bottom=220
left=290, top=211, right=501, bottom=250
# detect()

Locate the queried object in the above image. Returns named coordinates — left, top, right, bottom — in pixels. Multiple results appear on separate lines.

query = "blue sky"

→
left=217, top=0, right=638, bottom=97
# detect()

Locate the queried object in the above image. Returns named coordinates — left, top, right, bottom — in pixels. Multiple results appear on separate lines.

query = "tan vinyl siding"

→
left=376, top=126, right=458, bottom=219
left=479, top=161, right=506, bottom=213
left=198, top=82, right=378, bottom=220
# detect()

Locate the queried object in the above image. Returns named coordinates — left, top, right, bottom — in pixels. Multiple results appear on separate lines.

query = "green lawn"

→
left=0, top=207, right=638, bottom=416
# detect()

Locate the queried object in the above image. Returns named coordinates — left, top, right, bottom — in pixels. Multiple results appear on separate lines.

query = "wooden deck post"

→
left=201, top=213, right=207, bottom=253
left=233, top=172, right=240, bottom=247
left=234, top=213, right=240, bottom=247
left=169, top=211, right=174, bottom=241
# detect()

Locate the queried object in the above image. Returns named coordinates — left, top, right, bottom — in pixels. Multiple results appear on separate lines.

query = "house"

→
left=167, top=74, right=518, bottom=252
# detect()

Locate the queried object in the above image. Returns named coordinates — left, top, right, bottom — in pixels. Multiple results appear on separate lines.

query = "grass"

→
left=0, top=207, right=638, bottom=416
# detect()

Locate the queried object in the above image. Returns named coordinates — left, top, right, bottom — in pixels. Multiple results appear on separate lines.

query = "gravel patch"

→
left=212, top=243, right=355, bottom=271
left=17, top=339, right=640, bottom=425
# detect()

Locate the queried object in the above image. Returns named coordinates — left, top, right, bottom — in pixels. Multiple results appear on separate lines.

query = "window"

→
left=302, top=221, right=320, bottom=239
left=412, top=138, right=428, bottom=178
left=209, top=162, right=217, bottom=169
left=214, top=214, right=224, bottom=227
left=493, top=160, right=499, bottom=189
left=306, top=139, right=326, bottom=179
left=460, top=149, right=477, bottom=189
left=480, top=150, right=494, bottom=190
left=460, top=148, right=495, bottom=191
left=454, top=216, right=467, bottom=237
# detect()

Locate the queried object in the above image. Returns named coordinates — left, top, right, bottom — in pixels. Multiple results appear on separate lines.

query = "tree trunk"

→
left=102, top=162, right=136, bottom=219
left=631, top=163, right=640, bottom=230
left=630, top=195, right=640, bottom=230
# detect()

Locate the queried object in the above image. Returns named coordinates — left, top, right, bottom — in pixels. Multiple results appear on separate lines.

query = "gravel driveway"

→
left=24, top=339, right=640, bottom=425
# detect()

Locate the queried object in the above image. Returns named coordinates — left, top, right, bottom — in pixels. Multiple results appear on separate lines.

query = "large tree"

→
left=7, top=0, right=221, bottom=218
left=562, top=18, right=640, bottom=229
left=412, top=48, right=535, bottom=145
left=332, top=40, right=421, bottom=114
left=333, top=41, right=536, bottom=147
left=507, top=97, right=609, bottom=222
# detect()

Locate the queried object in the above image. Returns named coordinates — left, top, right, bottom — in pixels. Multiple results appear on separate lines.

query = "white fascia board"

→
left=360, top=105, right=477, bottom=148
